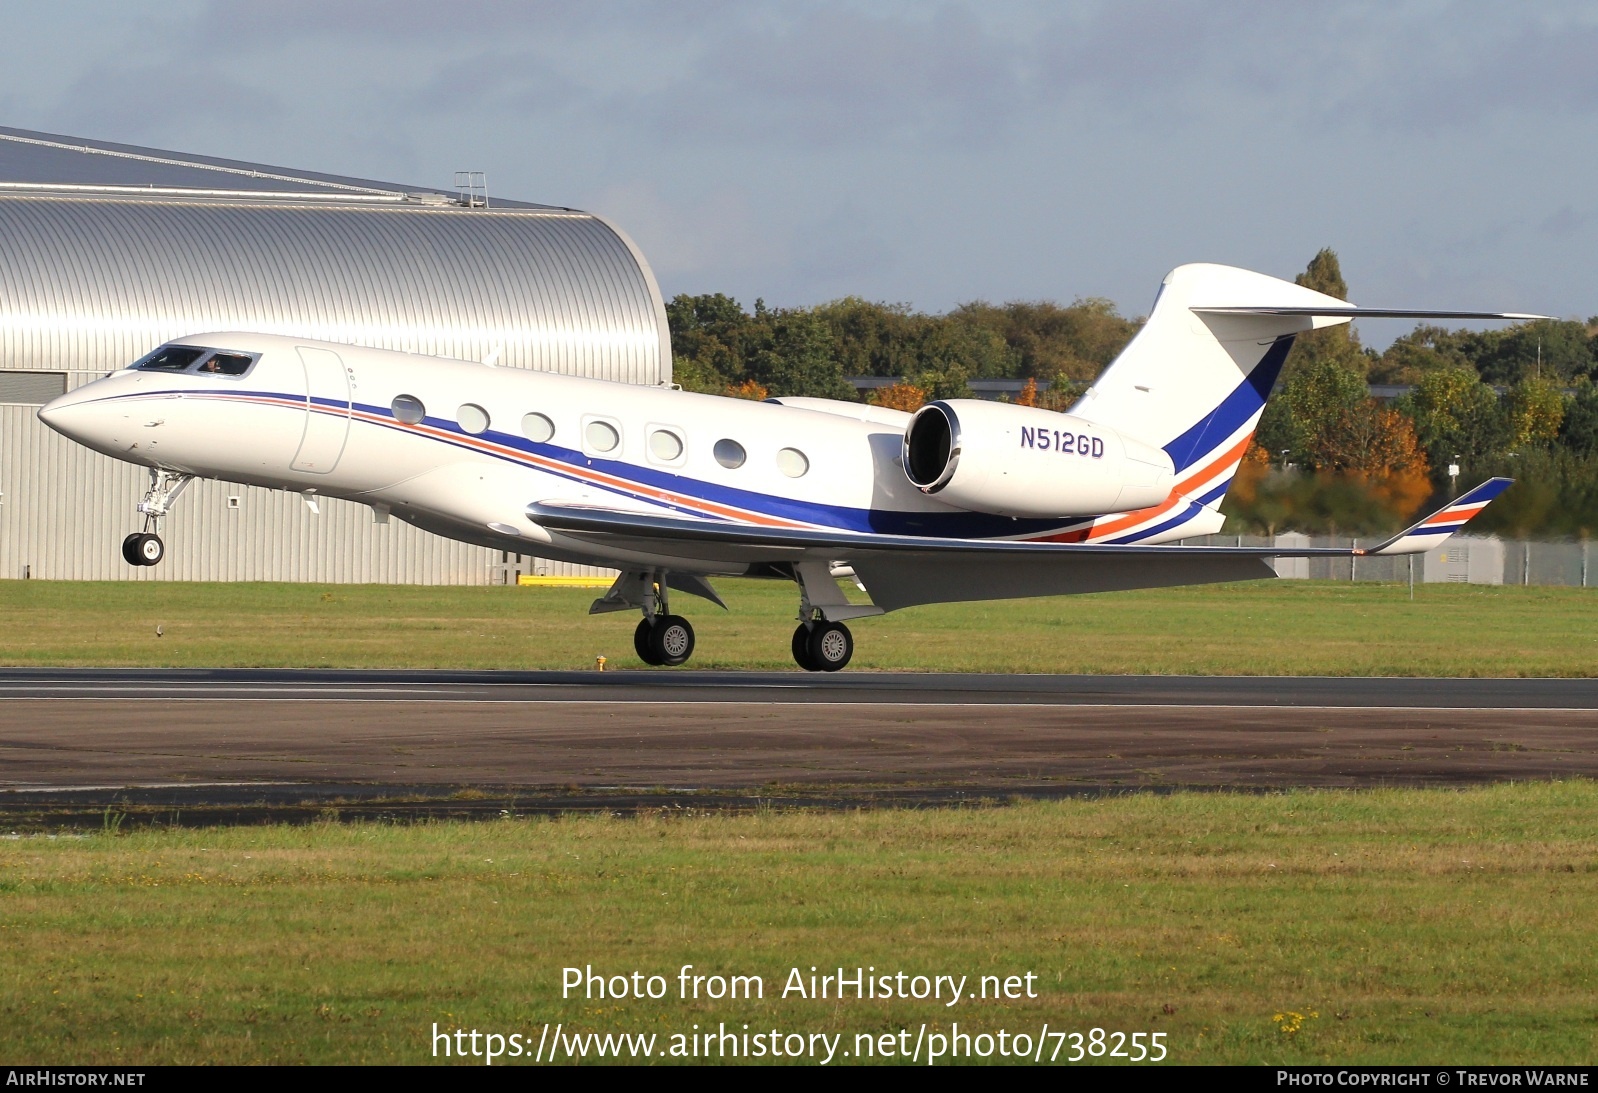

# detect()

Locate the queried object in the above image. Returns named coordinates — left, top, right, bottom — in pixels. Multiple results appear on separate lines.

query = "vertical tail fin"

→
left=1069, top=263, right=1349, bottom=538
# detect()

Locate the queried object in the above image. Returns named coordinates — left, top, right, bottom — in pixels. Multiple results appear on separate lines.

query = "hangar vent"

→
left=0, top=126, right=672, bottom=583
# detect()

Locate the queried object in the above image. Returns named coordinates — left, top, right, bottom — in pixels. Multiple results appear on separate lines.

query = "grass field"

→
left=3, top=578, right=1598, bottom=675
left=1, top=782, right=1594, bottom=1065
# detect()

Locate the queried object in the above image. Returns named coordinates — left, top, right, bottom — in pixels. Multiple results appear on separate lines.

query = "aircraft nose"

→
left=37, top=386, right=105, bottom=444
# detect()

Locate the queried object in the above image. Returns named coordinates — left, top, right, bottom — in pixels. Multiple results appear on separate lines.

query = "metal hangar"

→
left=0, top=126, right=669, bottom=583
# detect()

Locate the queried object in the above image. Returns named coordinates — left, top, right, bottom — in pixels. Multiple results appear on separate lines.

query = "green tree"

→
left=1261, top=356, right=1366, bottom=469
left=744, top=309, right=856, bottom=400
left=950, top=298, right=1139, bottom=384
left=1502, top=377, right=1566, bottom=450
left=1392, top=368, right=1508, bottom=470
left=809, top=297, right=925, bottom=378
left=1281, top=248, right=1367, bottom=382
left=1464, top=319, right=1595, bottom=385
left=1369, top=325, right=1475, bottom=384
left=666, top=293, right=764, bottom=394
left=1559, top=380, right=1598, bottom=456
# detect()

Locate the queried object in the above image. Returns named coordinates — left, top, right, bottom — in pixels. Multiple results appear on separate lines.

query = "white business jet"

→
left=38, top=263, right=1529, bottom=670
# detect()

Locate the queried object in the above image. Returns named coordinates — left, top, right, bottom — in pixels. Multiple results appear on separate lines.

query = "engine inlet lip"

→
left=903, top=401, right=962, bottom=493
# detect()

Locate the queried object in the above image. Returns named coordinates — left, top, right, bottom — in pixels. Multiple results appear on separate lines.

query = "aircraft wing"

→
left=525, top=501, right=1350, bottom=559
left=527, top=481, right=1511, bottom=611
left=527, top=501, right=1290, bottom=607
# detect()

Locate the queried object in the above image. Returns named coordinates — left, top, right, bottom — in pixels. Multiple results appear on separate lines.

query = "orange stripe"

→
left=1424, top=503, right=1485, bottom=526
left=1076, top=433, right=1256, bottom=541
left=1175, top=434, right=1253, bottom=494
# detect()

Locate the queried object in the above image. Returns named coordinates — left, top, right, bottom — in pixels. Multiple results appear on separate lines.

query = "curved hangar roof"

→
left=0, top=126, right=671, bottom=385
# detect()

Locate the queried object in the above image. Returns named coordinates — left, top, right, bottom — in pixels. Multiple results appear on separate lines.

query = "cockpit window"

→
left=196, top=352, right=255, bottom=376
left=134, top=346, right=208, bottom=372
left=131, top=345, right=258, bottom=377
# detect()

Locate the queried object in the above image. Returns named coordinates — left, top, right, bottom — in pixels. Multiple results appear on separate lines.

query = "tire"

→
left=792, top=623, right=821, bottom=671
left=136, top=533, right=165, bottom=566
left=806, top=621, right=853, bottom=672
left=634, top=617, right=662, bottom=665
left=648, top=614, right=695, bottom=667
left=121, top=533, right=143, bottom=566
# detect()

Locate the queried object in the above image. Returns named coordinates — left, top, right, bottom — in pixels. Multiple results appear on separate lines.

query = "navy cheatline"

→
left=1162, top=335, right=1295, bottom=473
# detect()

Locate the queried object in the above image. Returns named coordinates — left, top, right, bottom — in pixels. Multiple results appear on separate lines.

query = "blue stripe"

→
left=1194, top=479, right=1231, bottom=507
left=1162, top=335, right=1295, bottom=473
left=1104, top=500, right=1205, bottom=545
left=1453, top=478, right=1514, bottom=506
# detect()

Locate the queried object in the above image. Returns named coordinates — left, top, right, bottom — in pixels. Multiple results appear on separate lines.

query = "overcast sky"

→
left=1, top=2, right=1592, bottom=342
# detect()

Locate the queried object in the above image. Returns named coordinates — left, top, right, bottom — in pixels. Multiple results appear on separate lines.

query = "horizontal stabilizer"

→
left=1364, top=478, right=1514, bottom=556
left=1194, top=307, right=1550, bottom=321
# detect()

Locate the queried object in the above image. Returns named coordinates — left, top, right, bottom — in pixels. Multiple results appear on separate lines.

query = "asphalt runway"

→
left=3, top=669, right=1595, bottom=825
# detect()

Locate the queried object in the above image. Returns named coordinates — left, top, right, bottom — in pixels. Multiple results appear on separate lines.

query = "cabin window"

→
left=713, top=439, right=746, bottom=469
left=457, top=403, right=490, bottom=435
left=196, top=352, right=255, bottom=377
left=392, top=394, right=426, bottom=425
left=134, top=346, right=207, bottom=372
left=649, top=429, right=684, bottom=462
left=521, top=412, right=555, bottom=443
left=776, top=447, right=809, bottom=478
left=585, top=419, right=620, bottom=453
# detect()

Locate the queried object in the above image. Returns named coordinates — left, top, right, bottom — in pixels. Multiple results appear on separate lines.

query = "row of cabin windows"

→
left=389, top=394, right=810, bottom=478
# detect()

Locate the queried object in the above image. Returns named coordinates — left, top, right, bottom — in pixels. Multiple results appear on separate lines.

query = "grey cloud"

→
left=1358, top=19, right=1598, bottom=130
left=193, top=0, right=735, bottom=47
left=1540, top=206, right=1586, bottom=238
left=398, top=4, right=1034, bottom=150
left=49, top=59, right=284, bottom=142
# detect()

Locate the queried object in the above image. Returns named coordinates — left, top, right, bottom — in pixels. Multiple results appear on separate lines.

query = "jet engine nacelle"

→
left=902, top=399, right=1175, bottom=518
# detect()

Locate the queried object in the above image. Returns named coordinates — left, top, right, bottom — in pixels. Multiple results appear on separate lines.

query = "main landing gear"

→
left=635, top=613, right=695, bottom=667
left=791, top=618, right=853, bottom=672
left=591, top=569, right=723, bottom=668
left=788, top=561, right=879, bottom=672
left=589, top=563, right=881, bottom=672
left=121, top=468, right=192, bottom=567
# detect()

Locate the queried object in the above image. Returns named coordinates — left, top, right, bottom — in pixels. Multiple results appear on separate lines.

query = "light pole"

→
left=1448, top=458, right=1460, bottom=499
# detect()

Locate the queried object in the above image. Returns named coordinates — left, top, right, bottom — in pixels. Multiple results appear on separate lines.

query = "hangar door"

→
left=293, top=346, right=351, bottom=473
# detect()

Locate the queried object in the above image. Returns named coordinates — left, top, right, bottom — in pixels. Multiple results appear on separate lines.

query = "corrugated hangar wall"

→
left=0, top=140, right=672, bottom=584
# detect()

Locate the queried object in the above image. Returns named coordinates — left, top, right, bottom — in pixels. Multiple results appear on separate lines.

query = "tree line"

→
left=666, top=250, right=1598, bottom=539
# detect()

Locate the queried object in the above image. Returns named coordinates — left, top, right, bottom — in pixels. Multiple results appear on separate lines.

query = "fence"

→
left=1178, top=535, right=1598, bottom=588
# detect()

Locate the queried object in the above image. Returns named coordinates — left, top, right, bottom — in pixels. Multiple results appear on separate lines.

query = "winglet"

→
left=1363, top=478, right=1514, bottom=556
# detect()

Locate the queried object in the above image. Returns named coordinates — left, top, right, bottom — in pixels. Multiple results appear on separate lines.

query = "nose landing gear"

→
left=121, top=468, right=192, bottom=567
left=121, top=532, right=165, bottom=567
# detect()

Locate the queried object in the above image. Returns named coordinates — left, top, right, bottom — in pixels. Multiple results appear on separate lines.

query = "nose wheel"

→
left=635, top=614, right=695, bottom=667
left=121, top=532, right=165, bottom=567
left=792, top=620, right=853, bottom=672
left=121, top=468, right=191, bottom=567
